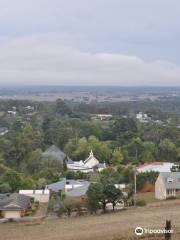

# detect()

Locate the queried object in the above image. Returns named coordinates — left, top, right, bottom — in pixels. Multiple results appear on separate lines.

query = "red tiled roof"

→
left=137, top=162, right=168, bottom=169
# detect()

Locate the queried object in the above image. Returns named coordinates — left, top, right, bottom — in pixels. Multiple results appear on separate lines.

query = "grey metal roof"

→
left=97, top=163, right=106, bottom=168
left=0, top=193, right=31, bottom=211
left=66, top=181, right=90, bottom=197
left=47, top=179, right=84, bottom=192
left=160, top=172, right=180, bottom=189
left=65, top=179, right=82, bottom=185
left=47, top=178, right=66, bottom=192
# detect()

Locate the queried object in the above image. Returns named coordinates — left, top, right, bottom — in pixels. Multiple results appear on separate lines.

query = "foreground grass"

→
left=1, top=199, right=180, bottom=240
left=136, top=192, right=160, bottom=204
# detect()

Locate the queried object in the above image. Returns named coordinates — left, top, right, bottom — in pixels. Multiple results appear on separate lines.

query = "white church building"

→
left=67, top=150, right=106, bottom=173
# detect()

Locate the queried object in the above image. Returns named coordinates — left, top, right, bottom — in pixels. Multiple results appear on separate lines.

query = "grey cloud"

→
left=0, top=38, right=180, bottom=86
left=0, top=0, right=180, bottom=63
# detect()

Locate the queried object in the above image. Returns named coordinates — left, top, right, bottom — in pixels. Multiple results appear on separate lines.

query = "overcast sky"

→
left=0, top=0, right=180, bottom=86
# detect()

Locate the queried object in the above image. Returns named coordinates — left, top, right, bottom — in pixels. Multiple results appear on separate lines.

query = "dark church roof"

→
left=42, top=145, right=73, bottom=164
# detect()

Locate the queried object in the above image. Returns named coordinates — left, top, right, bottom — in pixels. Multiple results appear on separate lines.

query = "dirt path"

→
left=34, top=203, right=48, bottom=217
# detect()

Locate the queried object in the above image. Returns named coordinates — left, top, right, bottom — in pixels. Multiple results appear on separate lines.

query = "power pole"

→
left=134, top=167, right=137, bottom=207
left=165, top=220, right=171, bottom=240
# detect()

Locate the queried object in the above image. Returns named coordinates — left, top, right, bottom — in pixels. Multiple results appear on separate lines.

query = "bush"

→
left=62, top=197, right=75, bottom=216
left=30, top=197, right=35, bottom=203
left=136, top=199, right=146, bottom=207
left=166, top=196, right=176, bottom=200
left=58, top=197, right=87, bottom=217
left=34, top=201, right=39, bottom=206
left=57, top=205, right=66, bottom=217
left=0, top=182, right=11, bottom=193
left=74, top=198, right=87, bottom=215
left=31, top=208, right=37, bottom=213
left=48, top=196, right=56, bottom=212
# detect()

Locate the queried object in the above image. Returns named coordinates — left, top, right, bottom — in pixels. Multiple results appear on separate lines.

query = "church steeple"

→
left=90, top=150, right=94, bottom=157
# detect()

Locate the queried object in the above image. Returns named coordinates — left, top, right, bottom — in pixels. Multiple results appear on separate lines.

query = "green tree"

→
left=3, top=170, right=22, bottom=191
left=21, top=149, right=42, bottom=175
left=140, top=141, right=157, bottom=163
left=36, top=178, right=47, bottom=189
left=110, top=149, right=124, bottom=166
left=0, top=182, right=12, bottom=193
left=87, top=183, right=103, bottom=213
left=21, top=176, right=36, bottom=189
left=65, top=136, right=112, bottom=163
left=55, top=99, right=71, bottom=115
left=159, top=138, right=177, bottom=161
left=112, top=117, right=138, bottom=144
left=104, top=184, right=122, bottom=210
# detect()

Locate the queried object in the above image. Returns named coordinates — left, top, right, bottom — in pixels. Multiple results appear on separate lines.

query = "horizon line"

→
left=1, top=85, right=180, bottom=88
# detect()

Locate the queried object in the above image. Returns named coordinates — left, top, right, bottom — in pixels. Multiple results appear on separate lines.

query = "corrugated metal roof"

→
left=66, top=181, right=90, bottom=197
left=47, top=178, right=67, bottom=191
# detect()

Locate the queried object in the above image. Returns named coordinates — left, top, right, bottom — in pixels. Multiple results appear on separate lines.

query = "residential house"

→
left=155, top=172, right=180, bottom=200
left=0, top=127, right=8, bottom=136
left=91, top=114, right=112, bottom=121
left=47, top=178, right=126, bottom=200
left=136, top=112, right=151, bottom=123
left=47, top=178, right=90, bottom=197
left=67, top=150, right=106, bottom=173
left=0, top=193, right=31, bottom=219
left=24, top=106, right=35, bottom=111
left=7, top=110, right=16, bottom=116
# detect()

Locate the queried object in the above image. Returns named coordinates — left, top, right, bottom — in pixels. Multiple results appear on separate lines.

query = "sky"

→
left=0, top=0, right=180, bottom=86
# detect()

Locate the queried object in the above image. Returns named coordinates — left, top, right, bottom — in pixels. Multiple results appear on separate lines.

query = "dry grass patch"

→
left=1, top=199, right=180, bottom=240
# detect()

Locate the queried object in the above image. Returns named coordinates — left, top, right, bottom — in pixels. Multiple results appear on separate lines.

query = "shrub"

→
left=30, top=197, right=35, bottom=203
left=34, top=201, right=39, bottom=206
left=166, top=196, right=176, bottom=200
left=32, top=208, right=37, bottom=213
left=48, top=196, right=56, bottom=212
left=58, top=197, right=87, bottom=217
left=74, top=198, right=87, bottom=216
left=0, top=182, right=11, bottom=193
left=136, top=199, right=146, bottom=207
left=57, top=205, right=66, bottom=217
left=63, top=197, right=75, bottom=216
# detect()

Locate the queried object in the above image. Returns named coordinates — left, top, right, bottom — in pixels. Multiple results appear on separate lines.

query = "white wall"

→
left=155, top=175, right=166, bottom=200
left=65, top=184, right=83, bottom=191
left=2, top=210, right=21, bottom=219
left=19, top=190, right=50, bottom=203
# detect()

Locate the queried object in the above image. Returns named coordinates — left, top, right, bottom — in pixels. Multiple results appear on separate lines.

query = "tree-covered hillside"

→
left=1, top=98, right=180, bottom=192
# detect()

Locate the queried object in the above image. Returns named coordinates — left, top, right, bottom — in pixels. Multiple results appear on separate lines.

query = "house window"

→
left=167, top=177, right=173, bottom=183
left=167, top=189, right=174, bottom=196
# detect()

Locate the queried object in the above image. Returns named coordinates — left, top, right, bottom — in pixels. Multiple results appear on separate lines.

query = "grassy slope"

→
left=1, top=197, right=180, bottom=240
